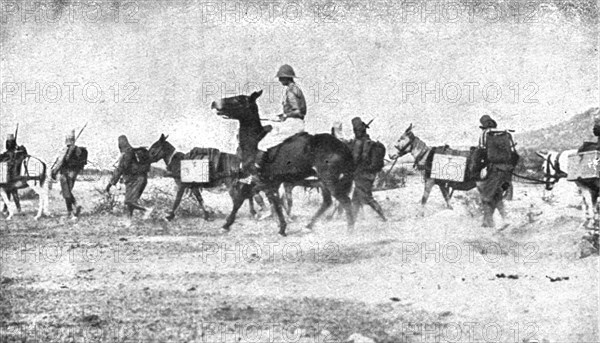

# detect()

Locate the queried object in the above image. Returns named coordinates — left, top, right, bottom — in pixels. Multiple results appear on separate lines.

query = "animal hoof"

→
left=278, top=231, right=287, bottom=237
left=220, top=227, right=230, bottom=234
left=34, top=215, right=41, bottom=221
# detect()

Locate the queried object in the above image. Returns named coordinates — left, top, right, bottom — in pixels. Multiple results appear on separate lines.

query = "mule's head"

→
left=148, top=133, right=172, bottom=162
left=211, top=90, right=263, bottom=122
left=536, top=150, right=561, bottom=191
left=394, top=123, right=415, bottom=157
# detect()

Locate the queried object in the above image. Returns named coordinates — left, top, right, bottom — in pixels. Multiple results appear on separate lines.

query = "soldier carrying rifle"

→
left=51, top=126, right=88, bottom=221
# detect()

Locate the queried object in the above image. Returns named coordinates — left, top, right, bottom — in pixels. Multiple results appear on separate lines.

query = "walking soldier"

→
left=349, top=117, right=387, bottom=221
left=105, top=135, right=153, bottom=226
left=51, top=130, right=86, bottom=220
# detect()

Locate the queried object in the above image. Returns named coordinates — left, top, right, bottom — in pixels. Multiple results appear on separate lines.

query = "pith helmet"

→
left=6, top=134, right=15, bottom=141
left=275, top=64, right=296, bottom=78
left=65, top=130, right=75, bottom=145
left=479, top=115, right=497, bottom=129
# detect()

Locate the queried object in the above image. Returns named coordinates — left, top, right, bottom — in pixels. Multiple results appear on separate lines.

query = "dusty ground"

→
left=0, top=175, right=598, bottom=342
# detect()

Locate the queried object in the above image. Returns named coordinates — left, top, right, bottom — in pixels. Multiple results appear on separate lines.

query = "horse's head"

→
left=148, top=133, right=173, bottom=163
left=536, top=150, right=564, bottom=191
left=394, top=123, right=415, bottom=157
left=211, top=90, right=263, bottom=122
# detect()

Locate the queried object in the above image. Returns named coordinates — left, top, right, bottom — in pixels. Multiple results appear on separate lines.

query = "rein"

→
left=509, top=170, right=552, bottom=185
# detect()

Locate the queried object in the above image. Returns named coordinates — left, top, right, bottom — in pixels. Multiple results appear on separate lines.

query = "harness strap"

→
left=413, top=147, right=430, bottom=169
left=166, top=149, right=177, bottom=166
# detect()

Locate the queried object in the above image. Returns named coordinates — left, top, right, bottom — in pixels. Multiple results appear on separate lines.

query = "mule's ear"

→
left=160, top=134, right=166, bottom=141
left=250, top=90, right=263, bottom=102
left=405, top=123, right=413, bottom=132
left=535, top=150, right=547, bottom=159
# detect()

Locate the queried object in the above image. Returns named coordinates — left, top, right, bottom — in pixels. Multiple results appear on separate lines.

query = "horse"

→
left=211, top=90, right=355, bottom=236
left=148, top=134, right=267, bottom=221
left=537, top=149, right=599, bottom=229
left=0, top=156, right=50, bottom=220
left=394, top=123, right=477, bottom=213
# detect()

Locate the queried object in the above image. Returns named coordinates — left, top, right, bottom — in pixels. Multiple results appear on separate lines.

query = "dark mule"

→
left=148, top=134, right=265, bottom=221
left=211, top=90, right=355, bottom=236
left=0, top=156, right=49, bottom=220
left=395, top=124, right=477, bottom=214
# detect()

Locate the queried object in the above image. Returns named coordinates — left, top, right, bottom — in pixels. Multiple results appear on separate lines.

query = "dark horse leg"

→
left=438, top=184, right=454, bottom=210
left=418, top=178, right=436, bottom=216
left=282, top=183, right=294, bottom=217
left=222, top=183, right=254, bottom=232
left=190, top=187, right=211, bottom=221
left=309, top=176, right=354, bottom=231
left=166, top=183, right=186, bottom=221
left=307, top=187, right=333, bottom=230
left=248, top=197, right=257, bottom=218
left=263, top=183, right=287, bottom=236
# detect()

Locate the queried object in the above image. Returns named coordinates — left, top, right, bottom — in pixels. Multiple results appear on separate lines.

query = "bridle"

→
left=395, top=132, right=416, bottom=157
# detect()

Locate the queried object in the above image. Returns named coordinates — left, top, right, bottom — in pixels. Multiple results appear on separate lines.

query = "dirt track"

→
left=1, top=176, right=598, bottom=342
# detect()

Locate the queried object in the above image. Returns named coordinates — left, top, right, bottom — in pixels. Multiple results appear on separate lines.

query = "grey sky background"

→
left=1, top=0, right=597, bottom=169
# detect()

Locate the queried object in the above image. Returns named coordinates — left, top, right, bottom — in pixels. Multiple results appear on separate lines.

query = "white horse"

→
left=0, top=156, right=51, bottom=220
left=537, top=149, right=599, bottom=229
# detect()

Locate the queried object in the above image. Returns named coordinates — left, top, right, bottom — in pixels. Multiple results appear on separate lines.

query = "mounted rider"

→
left=51, top=130, right=85, bottom=220
left=244, top=64, right=307, bottom=183
left=349, top=117, right=387, bottom=221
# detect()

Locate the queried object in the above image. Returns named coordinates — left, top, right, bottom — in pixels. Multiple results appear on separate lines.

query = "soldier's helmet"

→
left=479, top=115, right=497, bottom=130
left=65, top=130, right=76, bottom=145
left=5, top=134, right=16, bottom=151
left=275, top=64, right=296, bottom=78
left=351, top=117, right=367, bottom=135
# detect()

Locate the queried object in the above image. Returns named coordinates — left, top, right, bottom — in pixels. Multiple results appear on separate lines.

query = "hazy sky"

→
left=1, top=0, right=598, bottom=169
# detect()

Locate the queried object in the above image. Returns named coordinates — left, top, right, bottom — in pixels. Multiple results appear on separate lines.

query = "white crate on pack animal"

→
left=567, top=151, right=600, bottom=181
left=430, top=154, right=468, bottom=182
left=0, top=162, right=8, bottom=184
left=180, top=159, right=211, bottom=183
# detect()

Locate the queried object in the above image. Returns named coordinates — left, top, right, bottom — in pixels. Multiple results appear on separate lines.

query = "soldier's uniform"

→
left=475, top=115, right=513, bottom=227
left=0, top=134, right=27, bottom=212
left=349, top=117, right=386, bottom=221
left=106, top=135, right=153, bottom=223
left=51, top=131, right=83, bottom=220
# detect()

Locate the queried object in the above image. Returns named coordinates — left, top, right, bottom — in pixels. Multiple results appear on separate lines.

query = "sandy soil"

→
left=0, top=175, right=598, bottom=343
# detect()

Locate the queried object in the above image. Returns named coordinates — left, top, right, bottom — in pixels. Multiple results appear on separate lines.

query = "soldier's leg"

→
left=60, top=174, right=74, bottom=215
left=11, top=190, right=21, bottom=212
left=68, top=173, right=81, bottom=217
left=351, top=182, right=363, bottom=219
left=124, top=177, right=147, bottom=214
left=481, top=200, right=495, bottom=227
left=361, top=176, right=386, bottom=221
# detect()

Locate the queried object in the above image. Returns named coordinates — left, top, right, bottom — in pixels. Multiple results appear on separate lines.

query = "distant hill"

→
left=515, top=107, right=599, bottom=152
left=514, top=107, right=599, bottom=173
